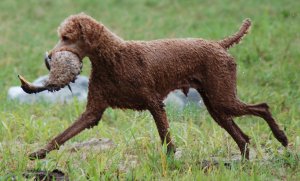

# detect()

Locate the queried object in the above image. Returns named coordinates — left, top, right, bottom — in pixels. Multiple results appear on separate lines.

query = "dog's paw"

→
left=28, top=149, right=48, bottom=160
left=167, top=144, right=176, bottom=155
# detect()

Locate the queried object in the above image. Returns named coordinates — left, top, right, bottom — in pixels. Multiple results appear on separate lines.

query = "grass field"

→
left=0, top=0, right=299, bottom=180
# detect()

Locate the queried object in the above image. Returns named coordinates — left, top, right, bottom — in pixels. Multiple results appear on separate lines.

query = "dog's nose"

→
left=44, top=52, right=51, bottom=71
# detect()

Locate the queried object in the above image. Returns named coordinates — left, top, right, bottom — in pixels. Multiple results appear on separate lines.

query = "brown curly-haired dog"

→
left=28, top=13, right=288, bottom=160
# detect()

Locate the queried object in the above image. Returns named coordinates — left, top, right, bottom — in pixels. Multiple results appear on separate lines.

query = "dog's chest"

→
left=91, top=73, right=149, bottom=110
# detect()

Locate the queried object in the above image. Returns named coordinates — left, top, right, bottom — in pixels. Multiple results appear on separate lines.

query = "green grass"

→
left=0, top=0, right=299, bottom=180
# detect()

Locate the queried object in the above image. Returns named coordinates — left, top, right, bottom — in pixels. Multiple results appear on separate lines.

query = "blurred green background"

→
left=0, top=0, right=299, bottom=180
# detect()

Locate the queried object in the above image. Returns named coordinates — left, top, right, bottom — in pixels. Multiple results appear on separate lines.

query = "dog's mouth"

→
left=19, top=51, right=82, bottom=94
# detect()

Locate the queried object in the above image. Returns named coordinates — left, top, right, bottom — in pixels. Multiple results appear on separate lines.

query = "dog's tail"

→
left=218, top=19, right=251, bottom=49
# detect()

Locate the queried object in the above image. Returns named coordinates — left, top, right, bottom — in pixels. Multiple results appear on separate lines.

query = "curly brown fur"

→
left=28, top=13, right=288, bottom=160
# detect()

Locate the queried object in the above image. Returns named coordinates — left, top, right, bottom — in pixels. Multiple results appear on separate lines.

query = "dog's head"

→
left=49, top=13, right=103, bottom=60
left=19, top=13, right=102, bottom=94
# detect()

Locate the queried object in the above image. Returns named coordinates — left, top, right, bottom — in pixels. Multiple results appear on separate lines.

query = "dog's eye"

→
left=62, top=35, right=69, bottom=41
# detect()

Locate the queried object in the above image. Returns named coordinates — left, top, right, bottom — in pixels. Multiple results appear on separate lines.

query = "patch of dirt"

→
left=174, top=148, right=183, bottom=160
left=23, top=169, right=68, bottom=181
left=118, top=154, right=139, bottom=172
left=198, top=158, right=242, bottom=172
left=67, top=138, right=115, bottom=152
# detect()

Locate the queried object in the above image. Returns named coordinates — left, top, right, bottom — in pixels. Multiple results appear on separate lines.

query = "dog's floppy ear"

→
left=78, top=15, right=103, bottom=49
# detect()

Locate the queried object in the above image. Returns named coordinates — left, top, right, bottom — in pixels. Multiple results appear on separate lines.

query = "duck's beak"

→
left=44, top=52, right=51, bottom=71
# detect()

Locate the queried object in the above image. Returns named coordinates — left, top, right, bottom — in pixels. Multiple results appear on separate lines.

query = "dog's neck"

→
left=88, top=25, right=124, bottom=65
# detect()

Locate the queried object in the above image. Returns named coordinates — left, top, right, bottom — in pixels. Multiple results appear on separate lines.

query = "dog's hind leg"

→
left=219, top=117, right=250, bottom=159
left=197, top=88, right=250, bottom=159
left=232, top=120, right=250, bottom=143
left=234, top=102, right=288, bottom=147
left=148, top=102, right=176, bottom=154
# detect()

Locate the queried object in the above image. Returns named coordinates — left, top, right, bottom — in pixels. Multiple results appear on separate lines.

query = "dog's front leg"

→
left=149, top=103, right=176, bottom=154
left=29, top=108, right=105, bottom=160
